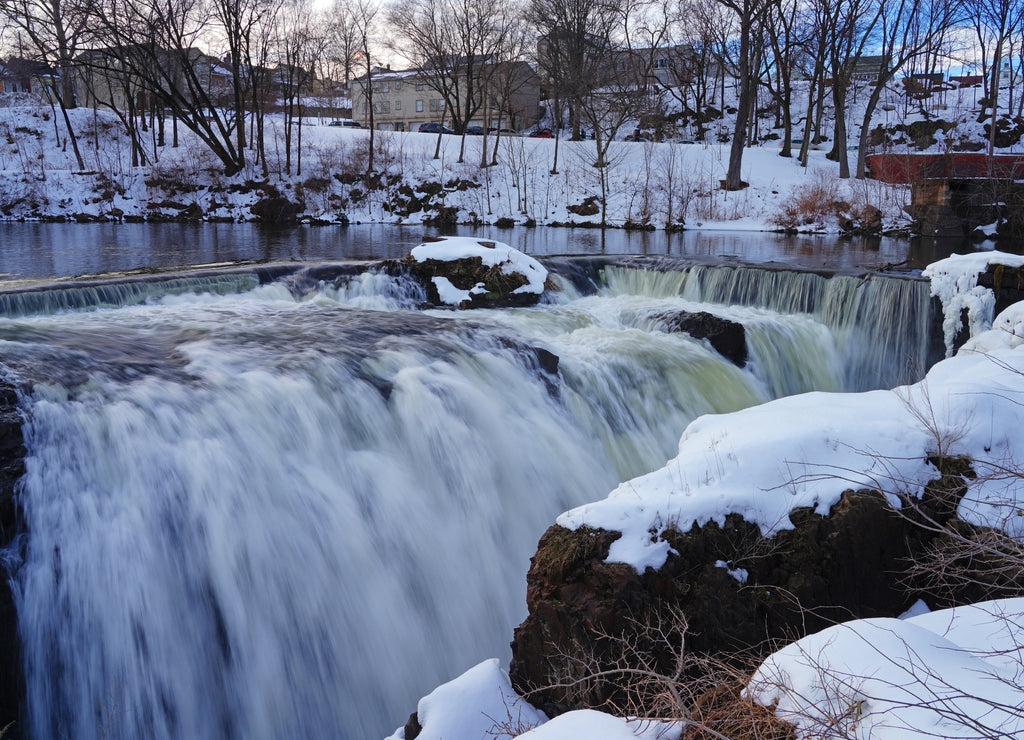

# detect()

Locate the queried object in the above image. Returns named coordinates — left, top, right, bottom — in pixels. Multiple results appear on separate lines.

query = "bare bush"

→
left=530, top=602, right=794, bottom=740
left=771, top=170, right=842, bottom=231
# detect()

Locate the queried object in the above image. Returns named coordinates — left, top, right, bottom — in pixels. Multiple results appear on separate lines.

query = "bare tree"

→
left=530, top=0, right=622, bottom=144
left=79, top=0, right=287, bottom=177
left=210, top=0, right=280, bottom=176
left=389, top=0, right=521, bottom=164
left=821, top=0, right=884, bottom=178
left=574, top=0, right=671, bottom=224
left=762, top=0, right=804, bottom=157
left=0, top=0, right=87, bottom=169
left=338, top=0, right=380, bottom=172
left=712, top=0, right=773, bottom=190
left=969, top=0, right=1024, bottom=171
left=852, top=0, right=966, bottom=179
left=275, top=0, right=328, bottom=176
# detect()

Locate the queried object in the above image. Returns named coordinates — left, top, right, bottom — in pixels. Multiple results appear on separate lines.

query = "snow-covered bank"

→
left=0, top=100, right=911, bottom=233
left=390, top=251, right=1024, bottom=739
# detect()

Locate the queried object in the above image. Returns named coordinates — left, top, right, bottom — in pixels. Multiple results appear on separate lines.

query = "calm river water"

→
left=0, top=222, right=985, bottom=282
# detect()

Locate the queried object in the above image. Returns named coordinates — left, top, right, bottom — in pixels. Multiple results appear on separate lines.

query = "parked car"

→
left=466, top=126, right=486, bottom=136
left=488, top=127, right=522, bottom=137
left=528, top=128, right=553, bottom=138
left=418, top=122, right=455, bottom=134
left=329, top=119, right=364, bottom=128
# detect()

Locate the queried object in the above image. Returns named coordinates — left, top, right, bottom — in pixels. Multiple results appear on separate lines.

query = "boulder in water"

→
left=405, top=236, right=549, bottom=309
left=654, top=309, right=747, bottom=367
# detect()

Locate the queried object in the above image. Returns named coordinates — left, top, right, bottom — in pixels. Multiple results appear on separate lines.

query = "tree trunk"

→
left=724, top=22, right=753, bottom=190
left=829, top=80, right=850, bottom=178
left=856, top=79, right=886, bottom=179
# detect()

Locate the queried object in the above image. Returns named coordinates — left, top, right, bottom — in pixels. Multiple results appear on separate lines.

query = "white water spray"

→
left=0, top=262, right=933, bottom=739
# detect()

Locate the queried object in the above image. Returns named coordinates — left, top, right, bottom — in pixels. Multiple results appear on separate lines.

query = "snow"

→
left=746, top=598, right=1024, bottom=739
left=430, top=276, right=485, bottom=305
left=714, top=559, right=749, bottom=583
left=922, top=250, right=1024, bottom=356
left=411, top=236, right=548, bottom=301
left=385, top=662, right=680, bottom=740
left=4, top=90, right=1024, bottom=737
left=514, top=710, right=679, bottom=739
left=383, top=659, right=546, bottom=740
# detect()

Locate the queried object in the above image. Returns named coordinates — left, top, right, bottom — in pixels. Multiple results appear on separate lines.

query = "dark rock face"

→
left=654, top=310, right=747, bottom=367
left=978, top=262, right=1024, bottom=317
left=0, top=380, right=26, bottom=737
left=509, top=464, right=986, bottom=719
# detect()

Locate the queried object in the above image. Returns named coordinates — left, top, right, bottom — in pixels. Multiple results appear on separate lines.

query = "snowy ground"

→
left=384, top=249, right=1024, bottom=740
left=1, top=77, right=1007, bottom=234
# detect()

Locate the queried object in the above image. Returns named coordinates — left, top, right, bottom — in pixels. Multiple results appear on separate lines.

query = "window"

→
left=415, top=83, right=424, bottom=91
left=395, top=100, right=401, bottom=110
left=382, top=83, right=389, bottom=93
left=416, top=99, right=424, bottom=112
left=429, top=99, right=438, bottom=111
left=381, top=101, right=390, bottom=113
left=395, top=81, right=402, bottom=90
left=654, top=58, right=668, bottom=69
left=439, top=99, right=445, bottom=109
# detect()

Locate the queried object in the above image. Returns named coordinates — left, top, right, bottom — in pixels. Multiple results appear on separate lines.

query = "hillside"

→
left=2, top=76, right=1021, bottom=237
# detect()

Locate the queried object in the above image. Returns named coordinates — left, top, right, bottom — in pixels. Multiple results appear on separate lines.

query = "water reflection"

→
left=0, top=221, right=1002, bottom=282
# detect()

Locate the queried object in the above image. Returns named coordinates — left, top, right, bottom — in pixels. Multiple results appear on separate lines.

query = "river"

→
left=0, top=225, right=967, bottom=739
left=0, top=222, right=977, bottom=282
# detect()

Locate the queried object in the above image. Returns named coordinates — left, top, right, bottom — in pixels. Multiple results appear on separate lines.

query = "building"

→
left=352, top=62, right=540, bottom=132
left=0, top=58, right=56, bottom=98
left=850, top=55, right=889, bottom=83
left=73, top=46, right=232, bottom=112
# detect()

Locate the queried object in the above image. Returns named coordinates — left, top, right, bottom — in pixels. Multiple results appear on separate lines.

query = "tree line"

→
left=0, top=0, right=1021, bottom=185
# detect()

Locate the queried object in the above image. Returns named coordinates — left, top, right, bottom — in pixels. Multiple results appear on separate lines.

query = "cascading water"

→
left=0, top=260, right=935, bottom=739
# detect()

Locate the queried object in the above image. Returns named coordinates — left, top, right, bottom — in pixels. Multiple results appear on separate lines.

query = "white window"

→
left=416, top=99, right=424, bottom=112
left=395, top=100, right=401, bottom=110
left=429, top=99, right=438, bottom=111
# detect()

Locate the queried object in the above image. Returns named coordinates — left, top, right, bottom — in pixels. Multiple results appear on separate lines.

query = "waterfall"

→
left=0, top=275, right=260, bottom=318
left=0, top=260, right=934, bottom=739
left=604, top=264, right=933, bottom=390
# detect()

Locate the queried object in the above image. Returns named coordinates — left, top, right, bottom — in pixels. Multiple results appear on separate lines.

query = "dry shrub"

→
left=530, top=600, right=797, bottom=739
left=772, top=170, right=841, bottom=231
left=686, top=678, right=796, bottom=740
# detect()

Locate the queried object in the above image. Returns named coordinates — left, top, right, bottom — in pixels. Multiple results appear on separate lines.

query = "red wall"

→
left=865, top=153, right=1024, bottom=183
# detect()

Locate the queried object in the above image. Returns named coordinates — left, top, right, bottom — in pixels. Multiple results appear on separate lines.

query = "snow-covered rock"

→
left=406, top=236, right=549, bottom=309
